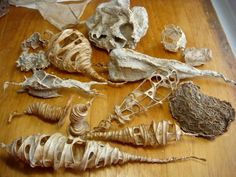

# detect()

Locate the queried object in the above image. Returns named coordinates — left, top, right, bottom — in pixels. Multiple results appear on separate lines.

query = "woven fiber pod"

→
left=47, top=29, right=122, bottom=86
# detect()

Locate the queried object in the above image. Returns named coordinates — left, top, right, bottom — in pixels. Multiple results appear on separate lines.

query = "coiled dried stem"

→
left=0, top=133, right=206, bottom=171
left=8, top=97, right=73, bottom=126
left=85, top=120, right=196, bottom=147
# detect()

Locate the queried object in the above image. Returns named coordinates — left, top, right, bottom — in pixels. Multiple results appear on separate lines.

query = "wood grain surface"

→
left=0, top=0, right=236, bottom=177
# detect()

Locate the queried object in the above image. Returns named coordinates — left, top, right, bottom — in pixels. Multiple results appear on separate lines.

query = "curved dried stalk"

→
left=68, top=100, right=93, bottom=137
left=8, top=97, right=73, bottom=126
left=47, top=29, right=124, bottom=86
left=93, top=67, right=179, bottom=132
left=0, top=133, right=205, bottom=171
left=85, top=120, right=196, bottom=147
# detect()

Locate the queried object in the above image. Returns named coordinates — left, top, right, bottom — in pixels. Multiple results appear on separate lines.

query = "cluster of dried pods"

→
left=1, top=0, right=236, bottom=173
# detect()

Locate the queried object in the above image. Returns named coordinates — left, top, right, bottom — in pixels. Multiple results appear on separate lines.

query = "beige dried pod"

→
left=8, top=97, right=73, bottom=126
left=68, top=101, right=93, bottom=137
left=161, top=24, right=187, bottom=52
left=85, top=120, right=196, bottom=147
left=0, top=133, right=205, bottom=171
left=47, top=29, right=123, bottom=86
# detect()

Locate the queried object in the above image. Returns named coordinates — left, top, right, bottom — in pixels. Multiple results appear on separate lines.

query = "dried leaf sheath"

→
left=8, top=97, right=73, bottom=126
left=0, top=133, right=205, bottom=171
left=85, top=120, right=194, bottom=147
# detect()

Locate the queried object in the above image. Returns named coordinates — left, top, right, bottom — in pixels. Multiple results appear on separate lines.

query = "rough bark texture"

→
left=169, top=82, right=235, bottom=139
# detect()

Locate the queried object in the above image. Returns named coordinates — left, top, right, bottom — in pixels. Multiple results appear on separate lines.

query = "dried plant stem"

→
left=8, top=97, right=73, bottom=126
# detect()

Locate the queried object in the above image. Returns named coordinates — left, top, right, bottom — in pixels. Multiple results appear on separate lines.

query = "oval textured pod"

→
left=0, top=133, right=205, bottom=171
left=47, top=29, right=124, bottom=86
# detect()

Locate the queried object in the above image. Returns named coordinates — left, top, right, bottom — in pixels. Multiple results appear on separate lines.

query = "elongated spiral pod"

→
left=0, top=133, right=205, bottom=171
left=47, top=29, right=124, bottom=86
left=8, top=97, right=72, bottom=126
left=68, top=102, right=90, bottom=137
left=85, top=120, right=196, bottom=147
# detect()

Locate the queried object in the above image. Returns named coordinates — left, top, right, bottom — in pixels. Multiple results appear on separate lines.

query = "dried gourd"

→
left=47, top=29, right=123, bottom=86
left=68, top=101, right=92, bottom=137
left=0, top=133, right=205, bottom=171
left=161, top=24, right=187, bottom=52
left=8, top=97, right=73, bottom=126
left=94, top=68, right=179, bottom=132
left=169, top=81, right=235, bottom=139
left=86, top=0, right=148, bottom=51
left=4, top=70, right=105, bottom=98
left=108, top=48, right=236, bottom=86
left=85, top=120, right=196, bottom=147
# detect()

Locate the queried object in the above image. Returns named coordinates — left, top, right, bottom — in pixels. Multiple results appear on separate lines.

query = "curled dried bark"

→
left=94, top=68, right=179, bottom=132
left=169, top=81, right=235, bottom=139
left=85, top=120, right=196, bottom=147
left=108, top=48, right=236, bottom=86
left=47, top=29, right=124, bottom=86
left=86, top=0, right=148, bottom=51
left=8, top=97, right=73, bottom=126
left=4, top=70, right=104, bottom=98
left=0, top=133, right=205, bottom=170
left=183, top=48, right=212, bottom=66
left=68, top=101, right=92, bottom=137
left=161, top=24, right=187, bottom=52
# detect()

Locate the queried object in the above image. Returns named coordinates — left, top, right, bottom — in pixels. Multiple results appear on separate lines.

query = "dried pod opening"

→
left=40, top=136, right=50, bottom=146
left=16, top=139, right=22, bottom=151
left=59, top=33, right=79, bottom=48
left=25, top=145, right=30, bottom=154
left=79, top=105, right=88, bottom=113
left=120, top=23, right=134, bottom=40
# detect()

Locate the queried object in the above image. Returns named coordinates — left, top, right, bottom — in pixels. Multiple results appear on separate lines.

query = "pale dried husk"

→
left=169, top=81, right=235, bottom=139
left=0, top=133, right=205, bottom=170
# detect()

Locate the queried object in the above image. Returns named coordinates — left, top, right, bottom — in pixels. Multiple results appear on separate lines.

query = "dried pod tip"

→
left=8, top=112, right=24, bottom=123
left=0, top=142, right=6, bottom=149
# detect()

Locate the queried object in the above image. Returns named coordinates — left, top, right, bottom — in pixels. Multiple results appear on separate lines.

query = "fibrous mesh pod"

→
left=68, top=101, right=92, bottom=137
left=86, top=0, right=149, bottom=51
left=183, top=48, right=212, bottom=66
left=93, top=67, right=179, bottom=132
left=161, top=24, right=187, bottom=52
left=169, top=81, right=235, bottom=139
left=0, top=133, right=205, bottom=171
left=47, top=29, right=123, bottom=86
left=108, top=48, right=236, bottom=86
left=85, top=120, right=196, bottom=147
left=4, top=70, right=105, bottom=98
left=8, top=97, right=73, bottom=126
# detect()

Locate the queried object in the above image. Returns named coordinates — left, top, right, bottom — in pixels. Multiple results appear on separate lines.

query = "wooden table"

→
left=0, top=0, right=236, bottom=177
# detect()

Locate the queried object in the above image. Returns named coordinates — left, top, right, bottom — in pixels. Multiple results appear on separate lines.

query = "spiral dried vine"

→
left=0, top=133, right=205, bottom=171
left=85, top=120, right=196, bottom=147
left=94, top=67, right=179, bottom=132
left=8, top=97, right=73, bottom=126
left=169, top=82, right=235, bottom=139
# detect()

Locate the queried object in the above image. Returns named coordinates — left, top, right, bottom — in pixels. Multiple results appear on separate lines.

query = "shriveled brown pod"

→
left=8, top=97, right=73, bottom=126
left=0, top=133, right=205, bottom=171
left=68, top=101, right=92, bottom=137
left=85, top=120, right=196, bottom=147
left=47, top=29, right=123, bottom=86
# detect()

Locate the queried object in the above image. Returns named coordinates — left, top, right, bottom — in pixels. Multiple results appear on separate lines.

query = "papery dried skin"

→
left=183, top=48, right=212, bottom=66
left=169, top=81, right=235, bottom=139
left=21, top=32, right=48, bottom=50
left=8, top=97, right=73, bottom=126
left=94, top=68, right=179, bottom=132
left=0, top=133, right=205, bottom=171
left=16, top=50, right=50, bottom=71
left=161, top=24, right=187, bottom=52
left=86, top=0, right=148, bottom=51
left=4, top=70, right=104, bottom=98
left=85, top=120, right=195, bottom=147
left=108, top=48, right=236, bottom=86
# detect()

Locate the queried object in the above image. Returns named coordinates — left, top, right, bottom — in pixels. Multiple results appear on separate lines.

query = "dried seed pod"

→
left=47, top=29, right=123, bottom=86
left=108, top=48, right=236, bottom=86
left=8, top=97, right=73, bottom=126
left=93, top=68, right=179, bottom=132
left=169, top=81, right=235, bottom=139
left=161, top=24, right=187, bottom=52
left=68, top=101, right=92, bottom=137
left=85, top=120, right=196, bottom=147
left=183, top=48, right=212, bottom=66
left=0, top=133, right=205, bottom=171
left=4, top=70, right=104, bottom=98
